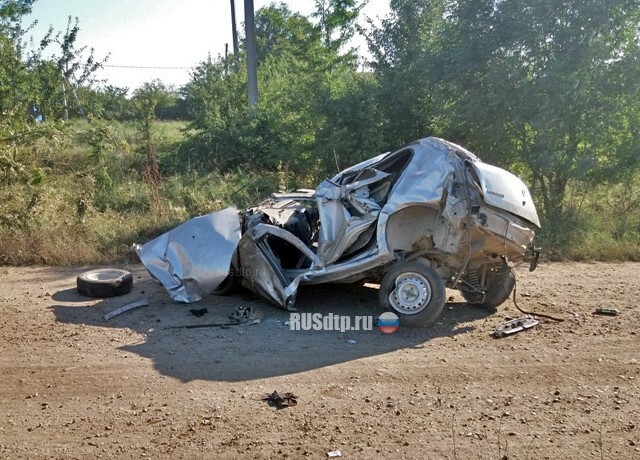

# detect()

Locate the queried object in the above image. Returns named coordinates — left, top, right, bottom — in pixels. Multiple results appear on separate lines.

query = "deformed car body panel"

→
left=314, top=176, right=384, bottom=265
left=374, top=140, right=458, bottom=215
left=472, top=162, right=541, bottom=227
left=137, top=137, right=541, bottom=311
left=238, top=223, right=325, bottom=310
left=135, top=207, right=241, bottom=303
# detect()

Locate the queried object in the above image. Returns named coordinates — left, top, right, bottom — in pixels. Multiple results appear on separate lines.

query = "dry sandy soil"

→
left=0, top=262, right=638, bottom=459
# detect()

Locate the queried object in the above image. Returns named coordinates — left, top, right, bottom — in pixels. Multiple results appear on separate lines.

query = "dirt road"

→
left=0, top=262, right=638, bottom=459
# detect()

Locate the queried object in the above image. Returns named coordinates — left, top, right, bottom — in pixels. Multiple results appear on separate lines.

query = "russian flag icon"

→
left=377, top=312, right=400, bottom=334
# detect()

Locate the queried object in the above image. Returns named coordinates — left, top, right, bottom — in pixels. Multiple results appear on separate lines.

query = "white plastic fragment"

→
left=104, top=299, right=150, bottom=320
left=327, top=449, right=342, bottom=458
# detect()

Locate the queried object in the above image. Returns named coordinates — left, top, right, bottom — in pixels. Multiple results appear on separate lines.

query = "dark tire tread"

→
left=213, top=273, right=239, bottom=296
left=77, top=269, right=133, bottom=298
left=461, top=268, right=515, bottom=311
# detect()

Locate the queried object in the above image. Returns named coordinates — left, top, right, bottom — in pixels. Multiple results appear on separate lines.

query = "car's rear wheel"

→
left=379, top=259, right=446, bottom=327
left=460, top=266, right=515, bottom=312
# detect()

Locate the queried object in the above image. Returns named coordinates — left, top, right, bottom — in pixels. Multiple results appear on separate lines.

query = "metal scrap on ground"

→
left=494, top=316, right=539, bottom=338
left=228, top=306, right=252, bottom=323
left=104, top=299, right=150, bottom=320
left=594, top=307, right=620, bottom=316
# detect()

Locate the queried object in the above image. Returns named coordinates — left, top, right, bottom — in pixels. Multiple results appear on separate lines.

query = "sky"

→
left=24, top=0, right=390, bottom=92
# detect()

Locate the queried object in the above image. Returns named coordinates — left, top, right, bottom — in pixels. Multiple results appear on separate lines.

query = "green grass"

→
left=535, top=180, right=640, bottom=262
left=0, top=119, right=279, bottom=265
left=1, top=119, right=639, bottom=265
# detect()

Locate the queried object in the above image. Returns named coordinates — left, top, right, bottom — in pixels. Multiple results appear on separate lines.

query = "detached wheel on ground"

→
left=460, top=267, right=516, bottom=311
left=77, top=269, right=133, bottom=298
left=379, top=259, right=446, bottom=327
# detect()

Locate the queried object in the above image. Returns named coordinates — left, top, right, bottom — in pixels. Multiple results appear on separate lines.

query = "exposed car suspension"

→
left=458, top=269, right=485, bottom=304
left=465, top=269, right=481, bottom=290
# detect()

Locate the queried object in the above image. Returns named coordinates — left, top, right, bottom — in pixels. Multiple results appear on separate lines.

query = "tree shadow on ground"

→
left=50, top=268, right=492, bottom=382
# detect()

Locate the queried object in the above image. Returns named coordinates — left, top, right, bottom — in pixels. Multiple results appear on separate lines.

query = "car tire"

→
left=379, top=259, right=446, bottom=327
left=213, top=271, right=240, bottom=296
left=77, top=268, right=133, bottom=298
left=461, top=267, right=515, bottom=312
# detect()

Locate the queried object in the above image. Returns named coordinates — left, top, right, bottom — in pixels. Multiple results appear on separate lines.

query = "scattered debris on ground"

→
left=2, top=262, right=639, bottom=458
left=263, top=391, right=298, bottom=409
left=228, top=306, right=252, bottom=323
left=103, top=299, right=150, bottom=320
left=494, top=316, right=539, bottom=338
left=189, top=308, right=208, bottom=317
left=165, top=306, right=261, bottom=330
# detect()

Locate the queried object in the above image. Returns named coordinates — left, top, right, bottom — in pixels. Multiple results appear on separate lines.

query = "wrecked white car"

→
left=137, top=137, right=540, bottom=326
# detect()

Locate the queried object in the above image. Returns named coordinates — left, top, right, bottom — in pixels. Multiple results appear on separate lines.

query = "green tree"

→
left=0, top=26, right=24, bottom=112
left=0, top=0, right=34, bottom=20
left=313, top=0, right=362, bottom=54
left=29, top=59, right=62, bottom=120
left=179, top=56, right=248, bottom=171
left=181, top=3, right=384, bottom=184
left=53, top=16, right=109, bottom=119
left=1, top=4, right=107, bottom=121
left=364, top=0, right=447, bottom=148
left=368, top=0, right=640, bottom=221
left=443, top=0, right=640, bottom=218
left=0, top=0, right=37, bottom=113
left=133, top=80, right=173, bottom=152
left=78, top=85, right=134, bottom=121
left=312, top=69, right=383, bottom=171
left=255, top=4, right=321, bottom=64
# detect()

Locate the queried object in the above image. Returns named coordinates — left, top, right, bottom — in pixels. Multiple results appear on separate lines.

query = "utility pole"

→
left=230, top=0, right=239, bottom=58
left=224, top=43, right=229, bottom=75
left=244, top=0, right=258, bottom=111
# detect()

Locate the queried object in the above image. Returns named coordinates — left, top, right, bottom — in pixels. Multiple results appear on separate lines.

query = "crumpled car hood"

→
left=135, top=207, right=241, bottom=302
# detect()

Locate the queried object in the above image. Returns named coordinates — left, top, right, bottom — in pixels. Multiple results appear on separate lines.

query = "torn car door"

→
left=238, top=223, right=324, bottom=310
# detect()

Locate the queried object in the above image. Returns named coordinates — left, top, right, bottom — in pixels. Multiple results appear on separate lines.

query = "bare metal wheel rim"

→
left=85, top=270, right=128, bottom=281
left=389, top=271, right=432, bottom=315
